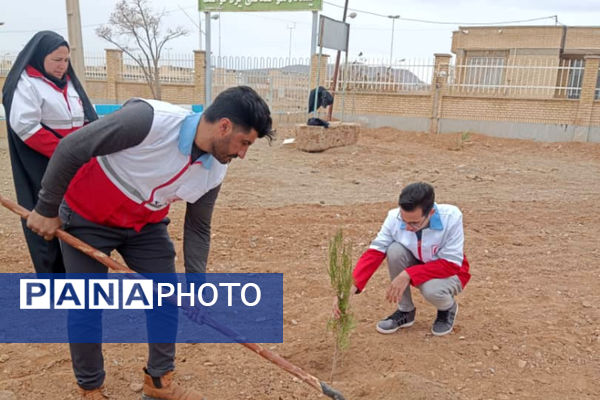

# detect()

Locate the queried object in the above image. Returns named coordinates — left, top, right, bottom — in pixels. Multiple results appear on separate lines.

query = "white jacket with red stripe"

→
left=353, top=204, right=471, bottom=292
left=64, top=99, right=228, bottom=230
left=9, top=66, right=85, bottom=157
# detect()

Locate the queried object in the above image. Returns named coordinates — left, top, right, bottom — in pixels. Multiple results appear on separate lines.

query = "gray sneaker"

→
left=376, top=308, right=416, bottom=334
left=432, top=302, right=458, bottom=336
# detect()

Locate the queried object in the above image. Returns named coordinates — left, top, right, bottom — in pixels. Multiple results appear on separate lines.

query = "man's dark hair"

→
left=203, top=86, right=274, bottom=143
left=399, top=182, right=435, bottom=215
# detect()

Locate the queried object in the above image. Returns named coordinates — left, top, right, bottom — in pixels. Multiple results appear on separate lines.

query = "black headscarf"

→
left=1, top=31, right=98, bottom=273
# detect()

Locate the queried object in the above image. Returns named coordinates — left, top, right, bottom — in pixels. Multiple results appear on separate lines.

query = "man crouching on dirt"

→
left=334, top=182, right=471, bottom=336
left=26, top=86, right=274, bottom=399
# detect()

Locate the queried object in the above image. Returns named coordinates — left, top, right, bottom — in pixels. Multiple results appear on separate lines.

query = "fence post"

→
left=310, top=53, right=330, bottom=91
left=105, top=49, right=123, bottom=103
left=573, top=55, right=600, bottom=142
left=430, top=53, right=452, bottom=134
left=194, top=50, right=206, bottom=106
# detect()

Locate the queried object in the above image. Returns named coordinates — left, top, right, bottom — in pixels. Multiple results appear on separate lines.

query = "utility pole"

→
left=65, top=0, right=86, bottom=85
left=327, top=0, right=352, bottom=121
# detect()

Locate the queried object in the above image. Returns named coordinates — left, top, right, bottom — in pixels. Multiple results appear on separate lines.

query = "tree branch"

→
left=95, top=0, right=189, bottom=99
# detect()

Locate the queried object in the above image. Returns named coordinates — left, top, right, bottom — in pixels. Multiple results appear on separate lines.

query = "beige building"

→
left=401, top=25, right=600, bottom=142
left=451, top=26, right=600, bottom=99
left=452, top=25, right=600, bottom=59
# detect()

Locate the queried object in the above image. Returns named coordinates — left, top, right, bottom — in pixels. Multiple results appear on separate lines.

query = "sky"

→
left=1, top=0, right=600, bottom=63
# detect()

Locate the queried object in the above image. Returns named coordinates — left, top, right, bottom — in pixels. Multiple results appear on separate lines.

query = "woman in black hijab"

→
left=2, top=31, right=97, bottom=273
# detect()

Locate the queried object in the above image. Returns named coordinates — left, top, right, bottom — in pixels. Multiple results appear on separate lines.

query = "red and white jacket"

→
left=64, top=99, right=228, bottom=231
left=353, top=204, right=471, bottom=292
left=8, top=66, right=85, bottom=158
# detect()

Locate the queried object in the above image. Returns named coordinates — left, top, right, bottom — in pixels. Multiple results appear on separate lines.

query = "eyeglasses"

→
left=397, top=208, right=432, bottom=229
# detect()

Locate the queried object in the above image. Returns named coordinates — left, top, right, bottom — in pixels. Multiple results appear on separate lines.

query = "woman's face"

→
left=43, top=46, right=70, bottom=80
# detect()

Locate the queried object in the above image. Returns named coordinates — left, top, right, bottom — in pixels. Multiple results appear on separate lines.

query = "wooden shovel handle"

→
left=0, top=195, right=133, bottom=273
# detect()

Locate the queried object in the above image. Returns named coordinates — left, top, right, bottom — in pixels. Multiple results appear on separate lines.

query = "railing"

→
left=325, top=58, right=434, bottom=94
left=121, top=53, right=194, bottom=84
left=211, top=56, right=311, bottom=116
left=448, top=59, right=586, bottom=99
left=0, top=53, right=16, bottom=77
left=5, top=51, right=600, bottom=104
left=1, top=53, right=195, bottom=84
left=85, top=53, right=107, bottom=80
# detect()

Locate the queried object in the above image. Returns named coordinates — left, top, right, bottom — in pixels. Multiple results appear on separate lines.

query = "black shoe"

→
left=376, top=308, right=416, bottom=334
left=432, top=302, right=458, bottom=336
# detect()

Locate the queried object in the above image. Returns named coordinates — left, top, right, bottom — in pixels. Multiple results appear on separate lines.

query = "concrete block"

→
left=294, top=122, right=360, bottom=152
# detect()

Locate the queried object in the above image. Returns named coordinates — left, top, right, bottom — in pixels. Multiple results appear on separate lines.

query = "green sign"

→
left=199, top=0, right=322, bottom=12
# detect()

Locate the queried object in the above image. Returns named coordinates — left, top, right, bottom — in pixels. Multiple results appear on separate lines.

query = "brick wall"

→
left=451, top=26, right=600, bottom=54
left=440, top=96, right=579, bottom=124
left=111, top=82, right=195, bottom=104
left=332, top=93, right=431, bottom=117
left=76, top=49, right=206, bottom=104
left=452, top=26, right=564, bottom=53
left=590, top=101, right=600, bottom=125
left=564, top=27, right=600, bottom=52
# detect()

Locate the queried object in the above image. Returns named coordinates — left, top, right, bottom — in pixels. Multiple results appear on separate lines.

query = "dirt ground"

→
left=0, top=126, right=599, bottom=400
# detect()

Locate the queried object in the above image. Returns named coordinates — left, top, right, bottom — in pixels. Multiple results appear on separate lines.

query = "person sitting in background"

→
left=2, top=30, right=97, bottom=273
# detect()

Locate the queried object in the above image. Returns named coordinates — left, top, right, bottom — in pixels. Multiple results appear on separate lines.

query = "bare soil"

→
left=0, top=127, right=599, bottom=399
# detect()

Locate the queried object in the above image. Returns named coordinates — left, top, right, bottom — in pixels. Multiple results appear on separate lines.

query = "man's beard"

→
left=215, top=154, right=237, bottom=164
left=212, top=137, right=237, bottom=164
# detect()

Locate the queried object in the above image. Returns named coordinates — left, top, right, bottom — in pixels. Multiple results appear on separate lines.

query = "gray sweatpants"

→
left=59, top=202, right=177, bottom=390
left=387, top=242, right=462, bottom=312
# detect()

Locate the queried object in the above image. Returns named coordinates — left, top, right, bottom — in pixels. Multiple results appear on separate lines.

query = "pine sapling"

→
left=327, top=229, right=355, bottom=381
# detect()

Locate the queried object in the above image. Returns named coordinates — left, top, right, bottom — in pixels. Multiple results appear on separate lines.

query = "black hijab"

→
left=1, top=30, right=98, bottom=211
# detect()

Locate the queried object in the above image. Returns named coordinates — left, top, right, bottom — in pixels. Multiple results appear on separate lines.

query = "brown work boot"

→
left=79, top=385, right=109, bottom=399
left=142, top=368, right=204, bottom=400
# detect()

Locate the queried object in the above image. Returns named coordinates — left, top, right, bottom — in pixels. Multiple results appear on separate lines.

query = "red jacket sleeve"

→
left=405, top=258, right=462, bottom=287
left=352, top=248, right=386, bottom=292
left=23, top=127, right=61, bottom=158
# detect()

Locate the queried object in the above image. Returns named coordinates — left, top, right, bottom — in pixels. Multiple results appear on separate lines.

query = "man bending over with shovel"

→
left=26, top=86, right=274, bottom=399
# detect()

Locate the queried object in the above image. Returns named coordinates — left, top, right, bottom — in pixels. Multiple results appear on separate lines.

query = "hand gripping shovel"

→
left=0, top=195, right=346, bottom=400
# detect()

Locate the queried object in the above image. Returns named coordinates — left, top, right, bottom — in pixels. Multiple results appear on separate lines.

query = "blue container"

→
left=95, top=104, right=122, bottom=116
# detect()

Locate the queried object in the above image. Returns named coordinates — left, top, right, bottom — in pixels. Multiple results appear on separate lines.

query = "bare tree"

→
left=96, top=0, right=189, bottom=99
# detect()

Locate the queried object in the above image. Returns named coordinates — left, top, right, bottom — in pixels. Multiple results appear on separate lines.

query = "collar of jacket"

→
left=178, top=111, right=214, bottom=170
left=25, top=65, right=70, bottom=93
left=399, top=203, right=443, bottom=231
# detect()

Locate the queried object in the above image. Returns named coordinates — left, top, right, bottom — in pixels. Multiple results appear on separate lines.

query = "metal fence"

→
left=325, top=58, right=434, bottom=94
left=211, top=56, right=311, bottom=116
left=85, top=53, right=107, bottom=80
left=121, top=52, right=194, bottom=84
left=0, top=53, right=16, bottom=77
left=6, top=52, right=600, bottom=103
left=448, top=58, right=587, bottom=99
